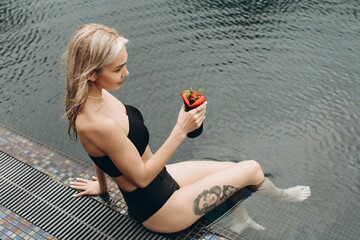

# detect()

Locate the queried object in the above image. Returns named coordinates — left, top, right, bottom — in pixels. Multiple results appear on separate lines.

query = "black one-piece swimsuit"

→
left=89, top=105, right=180, bottom=222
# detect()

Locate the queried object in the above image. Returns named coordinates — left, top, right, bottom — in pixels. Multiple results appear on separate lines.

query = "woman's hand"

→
left=176, top=101, right=207, bottom=135
left=70, top=176, right=105, bottom=197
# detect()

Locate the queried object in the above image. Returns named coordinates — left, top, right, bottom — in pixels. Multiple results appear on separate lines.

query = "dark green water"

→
left=1, top=0, right=359, bottom=239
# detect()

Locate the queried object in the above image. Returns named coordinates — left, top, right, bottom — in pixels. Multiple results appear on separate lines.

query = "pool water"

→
left=1, top=0, right=359, bottom=239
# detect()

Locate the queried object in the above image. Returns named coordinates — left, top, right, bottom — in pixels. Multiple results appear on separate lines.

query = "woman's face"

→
left=95, top=46, right=129, bottom=91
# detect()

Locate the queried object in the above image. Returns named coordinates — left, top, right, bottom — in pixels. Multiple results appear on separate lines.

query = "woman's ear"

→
left=88, top=71, right=97, bottom=81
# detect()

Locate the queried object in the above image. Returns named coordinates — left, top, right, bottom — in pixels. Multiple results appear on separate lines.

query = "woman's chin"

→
left=112, top=84, right=123, bottom=91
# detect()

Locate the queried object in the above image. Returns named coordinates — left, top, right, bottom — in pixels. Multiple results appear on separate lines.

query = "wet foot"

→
left=256, top=178, right=311, bottom=203
left=230, top=216, right=265, bottom=234
left=274, top=185, right=311, bottom=203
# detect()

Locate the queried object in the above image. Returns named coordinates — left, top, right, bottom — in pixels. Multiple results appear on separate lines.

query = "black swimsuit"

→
left=89, top=105, right=180, bottom=222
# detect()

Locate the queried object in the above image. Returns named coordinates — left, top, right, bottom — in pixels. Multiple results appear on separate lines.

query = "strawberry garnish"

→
left=181, top=87, right=206, bottom=110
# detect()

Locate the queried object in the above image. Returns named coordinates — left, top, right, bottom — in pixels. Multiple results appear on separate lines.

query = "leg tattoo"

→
left=193, top=185, right=238, bottom=215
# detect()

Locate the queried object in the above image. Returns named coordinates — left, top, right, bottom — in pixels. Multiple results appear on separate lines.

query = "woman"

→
left=65, top=23, right=311, bottom=234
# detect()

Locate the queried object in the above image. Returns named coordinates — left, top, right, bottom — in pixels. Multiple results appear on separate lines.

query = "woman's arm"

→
left=94, top=164, right=108, bottom=194
left=95, top=103, right=206, bottom=188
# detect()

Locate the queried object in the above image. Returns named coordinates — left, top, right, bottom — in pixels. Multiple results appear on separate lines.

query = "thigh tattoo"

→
left=192, top=185, right=238, bottom=215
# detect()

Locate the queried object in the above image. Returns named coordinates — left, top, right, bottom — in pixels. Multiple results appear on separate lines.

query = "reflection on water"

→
left=1, top=0, right=359, bottom=239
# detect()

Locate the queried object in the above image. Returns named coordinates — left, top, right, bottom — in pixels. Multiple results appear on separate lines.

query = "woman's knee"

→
left=239, top=160, right=264, bottom=184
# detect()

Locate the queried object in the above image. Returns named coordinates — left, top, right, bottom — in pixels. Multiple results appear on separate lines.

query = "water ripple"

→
left=1, top=1, right=360, bottom=238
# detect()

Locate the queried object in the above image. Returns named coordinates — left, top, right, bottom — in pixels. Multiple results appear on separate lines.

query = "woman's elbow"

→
left=132, top=176, right=151, bottom=189
left=136, top=181, right=149, bottom=189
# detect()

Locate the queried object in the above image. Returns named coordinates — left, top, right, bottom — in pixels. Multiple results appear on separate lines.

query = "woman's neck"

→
left=88, top=86, right=104, bottom=100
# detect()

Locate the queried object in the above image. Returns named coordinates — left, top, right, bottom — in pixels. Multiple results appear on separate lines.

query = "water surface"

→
left=1, top=0, right=359, bottom=239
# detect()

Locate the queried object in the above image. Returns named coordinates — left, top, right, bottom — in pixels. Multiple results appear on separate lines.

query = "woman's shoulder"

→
left=77, top=113, right=121, bottom=138
left=77, top=92, right=127, bottom=138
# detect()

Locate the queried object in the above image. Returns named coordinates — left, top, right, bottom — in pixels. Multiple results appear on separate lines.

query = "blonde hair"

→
left=62, top=23, right=128, bottom=140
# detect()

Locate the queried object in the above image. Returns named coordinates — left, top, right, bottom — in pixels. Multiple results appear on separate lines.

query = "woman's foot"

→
left=278, top=185, right=311, bottom=202
left=229, top=215, right=265, bottom=234
left=255, top=178, right=311, bottom=203
left=215, top=203, right=265, bottom=235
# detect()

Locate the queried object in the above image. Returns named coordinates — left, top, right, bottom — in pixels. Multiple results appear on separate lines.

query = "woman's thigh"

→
left=144, top=160, right=264, bottom=233
left=166, top=160, right=236, bottom=187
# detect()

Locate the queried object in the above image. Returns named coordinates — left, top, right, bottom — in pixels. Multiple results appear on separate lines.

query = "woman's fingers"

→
left=189, top=103, right=206, bottom=116
left=176, top=101, right=207, bottom=133
left=70, top=181, right=86, bottom=186
left=69, top=179, right=91, bottom=188
left=193, top=103, right=207, bottom=120
left=70, top=177, right=100, bottom=197
left=197, top=101, right=207, bottom=113
left=71, top=183, right=92, bottom=197
left=70, top=177, right=97, bottom=185
left=186, top=103, right=206, bottom=128
left=73, top=190, right=89, bottom=198
left=75, top=177, right=90, bottom=183
left=70, top=184, right=86, bottom=190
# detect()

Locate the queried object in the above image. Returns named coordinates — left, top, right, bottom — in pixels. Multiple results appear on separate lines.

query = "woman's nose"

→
left=123, top=66, right=129, bottom=77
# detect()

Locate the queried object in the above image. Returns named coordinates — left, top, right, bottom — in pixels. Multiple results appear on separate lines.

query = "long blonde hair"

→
left=62, top=23, right=127, bottom=140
